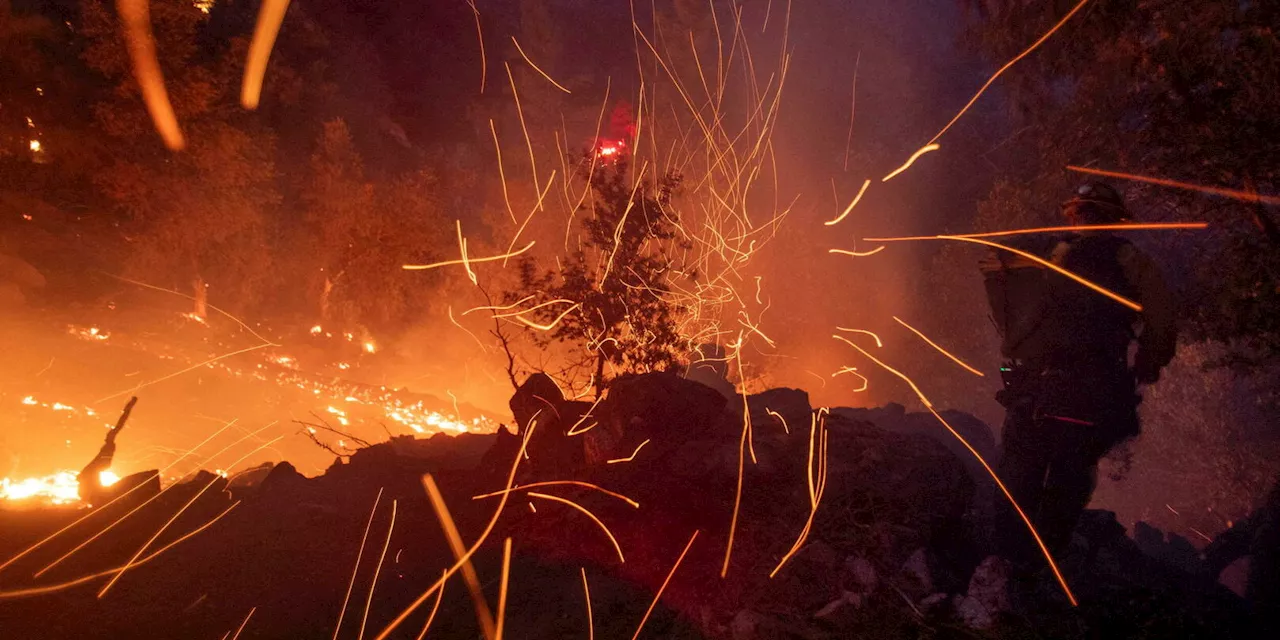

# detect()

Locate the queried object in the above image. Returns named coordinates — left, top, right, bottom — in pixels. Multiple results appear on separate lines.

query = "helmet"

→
left=1061, top=181, right=1129, bottom=223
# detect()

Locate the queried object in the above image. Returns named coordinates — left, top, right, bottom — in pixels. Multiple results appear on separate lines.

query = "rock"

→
left=844, top=555, right=878, bottom=594
left=956, top=555, right=1012, bottom=629
left=900, top=548, right=934, bottom=597
left=227, top=462, right=275, bottom=491
left=1132, top=521, right=1203, bottom=575
left=94, top=470, right=161, bottom=507
left=685, top=343, right=736, bottom=400
left=592, top=372, right=728, bottom=463
left=831, top=405, right=997, bottom=487
left=1219, top=556, right=1251, bottom=598
left=510, top=373, right=565, bottom=434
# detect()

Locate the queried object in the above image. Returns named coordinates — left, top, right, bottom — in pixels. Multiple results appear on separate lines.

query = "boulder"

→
left=955, top=555, right=1012, bottom=629
left=510, top=372, right=565, bottom=434
left=590, top=372, right=728, bottom=463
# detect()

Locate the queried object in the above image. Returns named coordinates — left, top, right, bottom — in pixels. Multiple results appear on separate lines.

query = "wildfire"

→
left=0, top=470, right=116, bottom=505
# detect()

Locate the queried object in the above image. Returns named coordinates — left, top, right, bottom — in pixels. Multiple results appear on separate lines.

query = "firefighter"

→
left=979, top=181, right=1177, bottom=576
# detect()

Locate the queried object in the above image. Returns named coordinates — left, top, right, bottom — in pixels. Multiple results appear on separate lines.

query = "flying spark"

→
left=333, top=488, right=384, bottom=640
left=606, top=439, right=651, bottom=464
left=241, top=0, right=290, bottom=109
left=115, top=0, right=184, bottom=149
left=824, top=179, right=872, bottom=226
left=632, top=530, right=699, bottom=640
left=881, top=144, right=940, bottom=182
left=1066, top=165, right=1280, bottom=206
left=893, top=316, right=985, bottom=376
left=527, top=492, right=626, bottom=563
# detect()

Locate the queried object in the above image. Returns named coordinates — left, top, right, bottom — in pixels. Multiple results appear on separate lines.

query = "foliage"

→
left=958, top=0, right=1280, bottom=365
left=511, top=160, right=689, bottom=394
left=80, top=0, right=280, bottom=311
left=303, top=118, right=449, bottom=331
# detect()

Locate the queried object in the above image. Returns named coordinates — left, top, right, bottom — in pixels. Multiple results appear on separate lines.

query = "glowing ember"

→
left=363, top=341, right=376, bottom=354
left=310, top=325, right=323, bottom=335
left=99, top=470, right=120, bottom=487
left=1, top=471, right=81, bottom=505
left=29, top=139, right=42, bottom=152
left=69, top=325, right=109, bottom=341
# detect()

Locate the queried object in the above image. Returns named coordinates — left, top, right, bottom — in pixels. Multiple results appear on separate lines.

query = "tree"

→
left=958, top=0, right=1280, bottom=365
left=511, top=159, right=689, bottom=395
left=80, top=0, right=280, bottom=316
left=302, top=118, right=448, bottom=332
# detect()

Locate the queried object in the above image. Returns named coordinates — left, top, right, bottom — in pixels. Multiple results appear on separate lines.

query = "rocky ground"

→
left=0, top=372, right=1272, bottom=639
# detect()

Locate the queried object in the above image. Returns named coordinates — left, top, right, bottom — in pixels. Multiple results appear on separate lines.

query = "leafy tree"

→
left=957, top=0, right=1280, bottom=365
left=80, top=0, right=280, bottom=316
left=512, top=160, right=689, bottom=395
left=302, top=118, right=448, bottom=332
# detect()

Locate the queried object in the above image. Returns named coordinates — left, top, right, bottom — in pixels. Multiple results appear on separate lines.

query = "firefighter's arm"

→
left=1118, top=244, right=1178, bottom=383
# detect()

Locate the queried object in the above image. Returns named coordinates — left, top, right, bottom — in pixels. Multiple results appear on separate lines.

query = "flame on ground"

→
left=0, top=470, right=117, bottom=505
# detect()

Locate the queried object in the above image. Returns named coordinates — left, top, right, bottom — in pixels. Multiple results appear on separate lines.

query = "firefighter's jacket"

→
left=979, top=232, right=1177, bottom=377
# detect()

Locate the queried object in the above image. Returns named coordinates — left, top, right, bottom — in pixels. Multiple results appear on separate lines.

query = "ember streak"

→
left=1, top=0, right=1276, bottom=638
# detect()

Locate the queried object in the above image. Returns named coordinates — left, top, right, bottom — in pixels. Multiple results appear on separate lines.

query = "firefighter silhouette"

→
left=980, top=182, right=1177, bottom=571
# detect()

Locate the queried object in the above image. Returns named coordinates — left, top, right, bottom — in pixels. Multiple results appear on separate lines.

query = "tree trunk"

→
left=320, top=275, right=334, bottom=321
left=192, top=276, right=208, bottom=320
left=593, top=351, right=606, bottom=399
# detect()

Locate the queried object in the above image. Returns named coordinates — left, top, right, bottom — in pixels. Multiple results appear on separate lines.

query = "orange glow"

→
left=893, top=316, right=985, bottom=377
left=606, top=439, right=651, bottom=464
left=240, top=0, right=291, bottom=109
left=0, top=471, right=81, bottom=505
left=333, top=488, right=384, bottom=640
left=402, top=241, right=535, bottom=271
left=882, top=144, right=940, bottom=182
left=1067, top=165, right=1280, bottom=206
left=511, top=37, right=571, bottom=94
left=923, top=0, right=1094, bottom=148
left=2, top=417, right=241, bottom=575
left=527, top=492, right=626, bottom=563
left=632, top=530, right=699, bottom=640
left=115, top=0, right=185, bottom=150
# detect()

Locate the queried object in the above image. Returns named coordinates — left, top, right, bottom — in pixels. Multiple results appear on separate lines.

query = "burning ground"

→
left=0, top=372, right=1268, bottom=639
